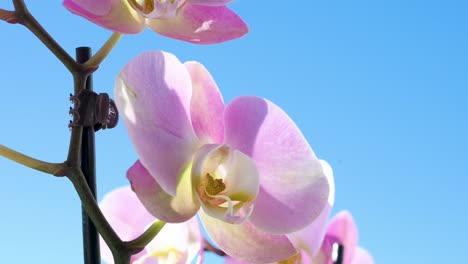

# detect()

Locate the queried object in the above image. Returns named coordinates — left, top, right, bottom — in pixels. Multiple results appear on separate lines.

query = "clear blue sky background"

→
left=1, top=1, right=467, bottom=263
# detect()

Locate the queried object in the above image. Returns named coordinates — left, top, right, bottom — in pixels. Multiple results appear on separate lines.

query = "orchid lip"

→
left=128, top=0, right=155, bottom=15
left=128, top=0, right=188, bottom=19
left=192, top=144, right=260, bottom=224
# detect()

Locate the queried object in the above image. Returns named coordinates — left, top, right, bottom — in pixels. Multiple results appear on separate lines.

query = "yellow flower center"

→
left=197, top=173, right=227, bottom=205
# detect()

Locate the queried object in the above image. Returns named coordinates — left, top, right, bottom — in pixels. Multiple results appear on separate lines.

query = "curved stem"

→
left=83, top=33, right=123, bottom=70
left=113, top=253, right=132, bottom=264
left=67, top=167, right=165, bottom=264
left=12, top=0, right=81, bottom=73
left=0, top=144, right=66, bottom=176
left=67, top=167, right=124, bottom=251
left=126, top=221, right=166, bottom=254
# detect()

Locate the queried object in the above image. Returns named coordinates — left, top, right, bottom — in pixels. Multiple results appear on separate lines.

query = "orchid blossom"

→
left=225, top=209, right=374, bottom=264
left=114, top=50, right=333, bottom=263
left=63, top=0, right=248, bottom=44
left=281, top=211, right=374, bottom=264
left=99, top=186, right=203, bottom=264
left=310, top=211, right=374, bottom=264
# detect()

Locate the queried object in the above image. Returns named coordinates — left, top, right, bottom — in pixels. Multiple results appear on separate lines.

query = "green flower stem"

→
left=0, top=144, right=66, bottom=176
left=68, top=167, right=166, bottom=263
left=5, top=2, right=163, bottom=262
left=11, top=0, right=81, bottom=73
left=84, top=33, right=123, bottom=70
left=68, top=168, right=123, bottom=249
left=126, top=221, right=166, bottom=254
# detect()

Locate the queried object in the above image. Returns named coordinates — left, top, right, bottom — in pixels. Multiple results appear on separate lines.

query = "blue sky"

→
left=1, top=0, right=467, bottom=263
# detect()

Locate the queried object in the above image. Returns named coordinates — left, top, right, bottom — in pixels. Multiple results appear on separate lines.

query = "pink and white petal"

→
left=287, top=160, right=336, bottom=257
left=224, top=96, right=330, bottom=234
left=128, top=161, right=200, bottom=223
left=99, top=186, right=156, bottom=263
left=199, top=211, right=297, bottom=263
left=185, top=218, right=204, bottom=264
left=115, top=51, right=200, bottom=195
left=351, top=248, right=374, bottom=264
left=185, top=62, right=225, bottom=144
left=326, top=211, right=359, bottom=264
left=146, top=4, right=248, bottom=44
left=189, top=0, right=235, bottom=6
left=63, top=0, right=145, bottom=34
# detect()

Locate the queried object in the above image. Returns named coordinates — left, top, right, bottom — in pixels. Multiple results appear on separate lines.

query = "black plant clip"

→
left=69, top=89, right=119, bottom=131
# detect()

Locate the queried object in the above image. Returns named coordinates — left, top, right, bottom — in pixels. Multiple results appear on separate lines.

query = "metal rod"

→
left=76, top=47, right=100, bottom=264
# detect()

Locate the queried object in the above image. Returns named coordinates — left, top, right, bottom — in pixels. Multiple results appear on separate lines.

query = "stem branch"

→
left=0, top=144, right=66, bottom=176
left=126, top=221, right=166, bottom=254
left=0, top=8, right=17, bottom=23
left=12, top=0, right=81, bottom=73
left=83, top=33, right=123, bottom=70
left=67, top=167, right=123, bottom=250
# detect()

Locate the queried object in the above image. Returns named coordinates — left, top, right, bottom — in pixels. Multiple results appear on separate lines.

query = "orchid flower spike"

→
left=115, top=50, right=333, bottom=263
left=63, top=0, right=248, bottom=44
left=99, top=186, right=203, bottom=264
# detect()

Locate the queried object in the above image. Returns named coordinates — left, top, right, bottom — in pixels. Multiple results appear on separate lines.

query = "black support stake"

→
left=76, top=47, right=100, bottom=264
left=333, top=243, right=344, bottom=264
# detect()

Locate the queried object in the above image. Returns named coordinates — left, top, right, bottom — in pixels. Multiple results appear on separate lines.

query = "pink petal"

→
left=224, top=96, right=330, bottom=234
left=99, top=186, right=156, bottom=263
left=287, top=160, right=336, bottom=257
left=224, top=257, right=249, bottom=264
left=199, top=211, right=297, bottom=263
left=146, top=4, right=248, bottom=44
left=351, top=248, right=375, bottom=264
left=185, top=62, right=225, bottom=144
left=189, top=0, right=235, bottom=6
left=115, top=51, right=200, bottom=195
left=128, top=160, right=200, bottom=223
left=326, top=211, right=359, bottom=264
left=63, top=0, right=145, bottom=34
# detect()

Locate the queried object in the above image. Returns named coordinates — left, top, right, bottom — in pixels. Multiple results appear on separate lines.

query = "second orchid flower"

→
left=63, top=0, right=248, bottom=44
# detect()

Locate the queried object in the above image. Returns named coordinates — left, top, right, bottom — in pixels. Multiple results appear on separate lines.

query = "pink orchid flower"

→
left=114, top=50, right=333, bottom=263
left=62, top=0, right=248, bottom=44
left=310, top=211, right=374, bottom=264
left=99, top=186, right=203, bottom=264
left=226, top=210, right=374, bottom=264
left=280, top=210, right=374, bottom=264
